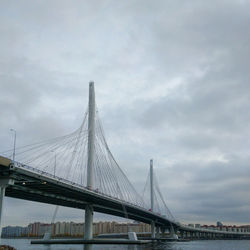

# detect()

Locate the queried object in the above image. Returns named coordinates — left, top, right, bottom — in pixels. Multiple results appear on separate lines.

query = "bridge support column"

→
left=198, top=232, right=201, bottom=239
left=181, top=231, right=184, bottom=239
left=84, top=204, right=93, bottom=240
left=156, top=226, right=160, bottom=238
left=0, top=178, right=14, bottom=240
left=183, top=231, right=186, bottom=239
left=151, top=221, right=155, bottom=238
left=0, top=186, right=5, bottom=238
left=161, top=227, right=165, bottom=238
left=170, top=223, right=178, bottom=239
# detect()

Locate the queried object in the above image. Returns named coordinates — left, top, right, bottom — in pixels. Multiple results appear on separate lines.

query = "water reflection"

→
left=128, top=245, right=139, bottom=250
left=2, top=239, right=250, bottom=250
left=44, top=245, right=52, bottom=250
left=84, top=244, right=92, bottom=250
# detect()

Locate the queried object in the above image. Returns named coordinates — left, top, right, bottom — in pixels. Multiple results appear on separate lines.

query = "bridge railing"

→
left=11, top=160, right=150, bottom=210
left=4, top=158, right=177, bottom=225
left=180, top=225, right=250, bottom=235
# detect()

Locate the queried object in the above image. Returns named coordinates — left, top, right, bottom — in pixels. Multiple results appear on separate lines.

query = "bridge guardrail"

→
left=11, top=160, right=148, bottom=209
left=10, top=160, right=177, bottom=225
left=0, top=157, right=177, bottom=225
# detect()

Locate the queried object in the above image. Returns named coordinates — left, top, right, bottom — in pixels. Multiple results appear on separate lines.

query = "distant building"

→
left=241, top=225, right=250, bottom=232
left=1, top=221, right=152, bottom=237
left=2, top=226, right=28, bottom=237
left=55, top=222, right=60, bottom=236
left=28, top=222, right=40, bottom=236
left=39, top=224, right=51, bottom=236
left=217, top=221, right=223, bottom=227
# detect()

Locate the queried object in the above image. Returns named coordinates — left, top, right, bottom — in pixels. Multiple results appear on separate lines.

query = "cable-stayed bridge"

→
left=0, top=82, right=249, bottom=243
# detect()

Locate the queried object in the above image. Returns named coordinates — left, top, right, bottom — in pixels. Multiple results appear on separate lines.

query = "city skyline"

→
left=2, top=220, right=250, bottom=238
left=2, top=221, right=152, bottom=238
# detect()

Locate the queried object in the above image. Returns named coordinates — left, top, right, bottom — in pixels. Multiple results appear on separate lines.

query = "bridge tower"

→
left=84, top=81, right=95, bottom=240
left=150, top=159, right=156, bottom=238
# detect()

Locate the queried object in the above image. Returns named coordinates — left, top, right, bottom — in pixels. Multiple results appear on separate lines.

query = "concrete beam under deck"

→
left=31, top=239, right=150, bottom=245
left=0, top=161, right=173, bottom=228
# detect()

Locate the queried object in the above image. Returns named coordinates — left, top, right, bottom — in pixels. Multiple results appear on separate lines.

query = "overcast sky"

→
left=1, top=0, right=250, bottom=227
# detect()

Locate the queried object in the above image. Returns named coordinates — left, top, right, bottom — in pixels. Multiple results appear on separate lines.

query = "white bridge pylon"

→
left=146, top=159, right=176, bottom=238
left=1, top=83, right=145, bottom=208
left=84, top=81, right=95, bottom=240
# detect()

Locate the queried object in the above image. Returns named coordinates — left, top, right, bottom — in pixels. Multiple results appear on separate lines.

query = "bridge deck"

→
left=1, top=156, right=250, bottom=237
left=0, top=157, right=173, bottom=228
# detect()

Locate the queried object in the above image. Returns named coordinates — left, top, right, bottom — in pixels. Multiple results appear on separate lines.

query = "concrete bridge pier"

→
left=196, top=232, right=200, bottom=239
left=190, top=232, right=193, bottom=239
left=179, top=230, right=184, bottom=239
left=0, top=178, right=14, bottom=241
left=160, top=227, right=165, bottom=238
left=169, top=223, right=178, bottom=239
left=201, top=232, right=204, bottom=239
left=151, top=221, right=155, bottom=238
left=84, top=204, right=93, bottom=239
left=200, top=232, right=204, bottom=239
left=156, top=226, right=160, bottom=238
left=183, top=231, right=187, bottom=239
left=192, top=232, right=196, bottom=239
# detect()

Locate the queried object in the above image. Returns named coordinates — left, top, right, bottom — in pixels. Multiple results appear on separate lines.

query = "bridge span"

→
left=0, top=156, right=174, bottom=228
left=0, top=156, right=249, bottom=239
left=0, top=82, right=249, bottom=242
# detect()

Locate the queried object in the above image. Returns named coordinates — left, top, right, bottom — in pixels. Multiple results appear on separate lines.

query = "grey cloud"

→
left=154, top=155, right=250, bottom=223
left=1, top=0, right=250, bottom=226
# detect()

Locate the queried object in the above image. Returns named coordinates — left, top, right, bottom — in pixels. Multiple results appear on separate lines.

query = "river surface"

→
left=1, top=239, right=250, bottom=250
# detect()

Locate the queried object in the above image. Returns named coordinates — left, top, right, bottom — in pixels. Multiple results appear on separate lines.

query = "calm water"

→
left=1, top=239, right=250, bottom=250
